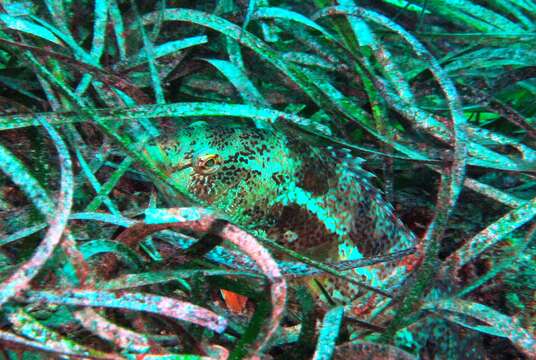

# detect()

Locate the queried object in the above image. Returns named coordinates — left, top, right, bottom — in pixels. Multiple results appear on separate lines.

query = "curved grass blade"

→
left=315, top=4, right=531, bottom=170
left=24, top=289, right=227, bottom=333
left=0, top=223, right=47, bottom=247
left=0, top=36, right=151, bottom=104
left=462, top=177, right=526, bottom=208
left=202, top=57, right=270, bottom=129
left=0, top=329, right=122, bottom=359
left=59, top=231, right=91, bottom=287
left=7, top=307, right=110, bottom=358
left=0, top=13, right=63, bottom=44
left=380, top=0, right=429, bottom=13
left=3, top=41, right=197, bottom=207
left=43, top=0, right=67, bottom=30
left=0, top=74, right=44, bottom=103
left=124, top=354, right=204, bottom=360
left=115, top=35, right=208, bottom=71
left=0, top=117, right=73, bottom=306
left=252, top=7, right=339, bottom=43
left=456, top=224, right=535, bottom=297
left=424, top=299, right=536, bottom=357
left=315, top=4, right=468, bottom=179
left=226, top=35, right=245, bottom=69
left=414, top=0, right=523, bottom=32
left=468, top=126, right=536, bottom=163
left=0, top=113, right=89, bottom=289
left=220, top=223, right=286, bottom=355
left=89, top=0, right=109, bottom=60
left=28, top=13, right=97, bottom=67
left=74, top=308, right=161, bottom=354
left=0, top=142, right=54, bottom=216
left=203, top=58, right=269, bottom=108
left=79, top=239, right=144, bottom=270
left=282, top=51, right=338, bottom=70
left=276, top=19, right=346, bottom=69
left=97, top=269, right=262, bottom=291
left=242, top=0, right=257, bottom=30
left=447, top=195, right=536, bottom=268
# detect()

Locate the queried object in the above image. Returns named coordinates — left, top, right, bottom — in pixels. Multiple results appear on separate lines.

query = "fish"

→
left=144, top=120, right=418, bottom=308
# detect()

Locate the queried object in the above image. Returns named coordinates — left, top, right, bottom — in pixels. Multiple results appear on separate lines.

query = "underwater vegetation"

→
left=0, top=0, right=534, bottom=359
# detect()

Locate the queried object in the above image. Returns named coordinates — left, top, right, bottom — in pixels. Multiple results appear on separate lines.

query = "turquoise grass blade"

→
left=414, top=0, right=523, bottom=32
left=109, top=0, right=127, bottom=60
left=204, top=59, right=269, bottom=108
left=85, top=157, right=134, bottom=212
left=131, top=0, right=165, bottom=104
left=114, top=35, right=208, bottom=71
left=70, top=211, right=136, bottom=227
left=74, top=147, right=120, bottom=215
left=313, top=306, right=344, bottom=360
left=0, top=223, right=47, bottom=247
left=0, top=13, right=63, bottom=44
left=79, top=239, right=144, bottom=270
left=74, top=0, right=109, bottom=96
left=242, top=0, right=257, bottom=30
left=252, top=7, right=339, bottom=43
left=90, top=0, right=109, bottom=59
left=29, top=14, right=98, bottom=67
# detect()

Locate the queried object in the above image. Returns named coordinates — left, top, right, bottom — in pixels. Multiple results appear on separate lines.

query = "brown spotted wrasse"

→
left=144, top=120, right=419, bottom=309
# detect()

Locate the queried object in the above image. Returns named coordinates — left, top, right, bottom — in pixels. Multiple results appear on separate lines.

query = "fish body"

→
left=146, top=121, right=417, bottom=303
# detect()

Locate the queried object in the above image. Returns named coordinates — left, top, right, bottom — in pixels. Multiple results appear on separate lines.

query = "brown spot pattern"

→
left=267, top=203, right=338, bottom=251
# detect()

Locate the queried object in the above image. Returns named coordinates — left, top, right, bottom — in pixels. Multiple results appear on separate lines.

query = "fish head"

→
left=145, top=121, right=291, bottom=220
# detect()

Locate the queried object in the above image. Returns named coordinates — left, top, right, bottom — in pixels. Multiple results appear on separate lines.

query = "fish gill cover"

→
left=0, top=0, right=534, bottom=359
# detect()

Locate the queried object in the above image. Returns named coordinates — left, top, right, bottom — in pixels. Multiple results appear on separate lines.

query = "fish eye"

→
left=194, top=154, right=222, bottom=175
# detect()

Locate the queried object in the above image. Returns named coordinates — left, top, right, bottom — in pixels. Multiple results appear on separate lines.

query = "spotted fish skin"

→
left=146, top=121, right=417, bottom=299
